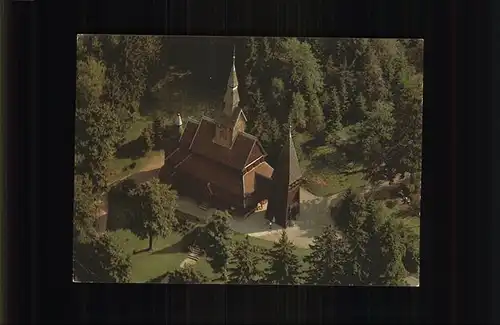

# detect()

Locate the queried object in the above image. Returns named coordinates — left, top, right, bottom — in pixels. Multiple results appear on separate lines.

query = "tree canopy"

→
left=264, top=230, right=303, bottom=285
left=126, top=178, right=178, bottom=251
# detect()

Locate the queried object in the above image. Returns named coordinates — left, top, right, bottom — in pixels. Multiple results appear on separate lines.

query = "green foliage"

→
left=140, top=123, right=155, bottom=154
left=304, top=225, right=350, bottom=285
left=403, top=232, right=420, bottom=274
left=335, top=188, right=366, bottom=230
left=264, top=231, right=303, bottom=285
left=152, top=116, right=169, bottom=149
left=202, top=210, right=234, bottom=273
left=126, top=178, right=178, bottom=250
left=343, top=214, right=369, bottom=285
left=73, top=232, right=132, bottom=283
left=385, top=200, right=397, bottom=209
left=228, top=235, right=262, bottom=284
left=75, top=57, right=123, bottom=193
left=377, top=221, right=408, bottom=285
left=163, top=266, right=207, bottom=284
left=73, top=174, right=100, bottom=229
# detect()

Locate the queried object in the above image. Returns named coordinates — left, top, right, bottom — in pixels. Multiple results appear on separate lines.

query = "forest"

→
left=74, top=35, right=423, bottom=285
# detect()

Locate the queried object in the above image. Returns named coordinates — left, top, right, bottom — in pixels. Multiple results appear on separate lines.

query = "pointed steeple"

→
left=274, top=124, right=303, bottom=187
left=223, top=46, right=240, bottom=116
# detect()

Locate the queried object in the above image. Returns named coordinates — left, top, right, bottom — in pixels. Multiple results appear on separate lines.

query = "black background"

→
left=6, top=0, right=492, bottom=323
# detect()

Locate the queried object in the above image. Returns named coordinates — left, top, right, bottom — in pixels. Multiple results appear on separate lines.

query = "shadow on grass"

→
left=116, top=137, right=147, bottom=160
left=152, top=226, right=207, bottom=255
left=146, top=270, right=170, bottom=283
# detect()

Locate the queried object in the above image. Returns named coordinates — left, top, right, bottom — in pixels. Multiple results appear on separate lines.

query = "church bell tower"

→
left=214, top=46, right=244, bottom=148
left=266, top=125, right=304, bottom=228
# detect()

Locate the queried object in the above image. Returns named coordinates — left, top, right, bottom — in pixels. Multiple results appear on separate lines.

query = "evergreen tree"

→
left=343, top=209, right=369, bottom=285
left=228, top=236, right=262, bottom=284
left=264, top=231, right=303, bottom=285
left=304, top=225, right=350, bottom=285
left=377, top=221, right=408, bottom=285
left=335, top=188, right=366, bottom=230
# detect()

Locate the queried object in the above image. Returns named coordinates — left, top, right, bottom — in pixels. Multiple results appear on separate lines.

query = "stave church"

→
left=158, top=49, right=303, bottom=228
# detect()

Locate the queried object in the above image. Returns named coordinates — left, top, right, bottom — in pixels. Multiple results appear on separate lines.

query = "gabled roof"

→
left=244, top=136, right=267, bottom=166
left=188, top=117, right=263, bottom=171
left=272, top=128, right=303, bottom=186
left=214, top=107, right=247, bottom=128
left=176, top=154, right=243, bottom=196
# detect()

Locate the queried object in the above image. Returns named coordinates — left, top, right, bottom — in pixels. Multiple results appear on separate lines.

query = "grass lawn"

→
left=111, top=229, right=188, bottom=283
left=122, top=117, right=152, bottom=144
left=299, top=144, right=369, bottom=197
left=107, top=150, right=162, bottom=184
left=106, top=115, right=161, bottom=184
left=196, top=232, right=312, bottom=283
left=303, top=167, right=368, bottom=197
left=111, top=226, right=313, bottom=283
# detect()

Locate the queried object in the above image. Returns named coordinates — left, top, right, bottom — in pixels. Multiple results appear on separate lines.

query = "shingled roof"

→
left=272, top=127, right=303, bottom=186
left=188, top=117, right=264, bottom=171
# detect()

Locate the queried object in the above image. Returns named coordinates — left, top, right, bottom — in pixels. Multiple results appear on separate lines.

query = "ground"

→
left=103, top=158, right=419, bottom=285
left=96, top=121, right=419, bottom=285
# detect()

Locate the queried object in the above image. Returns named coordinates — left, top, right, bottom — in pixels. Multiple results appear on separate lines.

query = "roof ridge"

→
left=201, top=116, right=217, bottom=124
left=186, top=117, right=199, bottom=124
left=240, top=132, right=258, bottom=141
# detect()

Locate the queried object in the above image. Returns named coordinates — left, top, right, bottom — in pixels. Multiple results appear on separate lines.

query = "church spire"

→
left=265, top=125, right=303, bottom=228
left=223, top=45, right=240, bottom=116
left=276, top=124, right=303, bottom=187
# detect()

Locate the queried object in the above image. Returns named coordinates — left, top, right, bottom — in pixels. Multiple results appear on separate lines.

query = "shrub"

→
left=140, top=124, right=155, bottom=154
left=385, top=200, right=397, bottom=209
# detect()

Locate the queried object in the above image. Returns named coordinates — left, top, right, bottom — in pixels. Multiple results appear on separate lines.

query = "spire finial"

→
left=232, top=45, right=236, bottom=70
left=288, top=123, right=292, bottom=138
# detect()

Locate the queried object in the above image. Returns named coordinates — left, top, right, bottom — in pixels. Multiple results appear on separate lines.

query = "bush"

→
left=385, top=200, right=397, bottom=209
left=404, top=244, right=420, bottom=274
left=140, top=124, right=155, bottom=154
left=153, top=116, right=169, bottom=150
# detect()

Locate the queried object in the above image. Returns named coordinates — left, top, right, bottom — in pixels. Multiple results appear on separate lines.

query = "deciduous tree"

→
left=73, top=232, right=132, bottom=283
left=203, top=210, right=234, bottom=274
left=127, top=178, right=178, bottom=251
left=163, top=266, right=207, bottom=284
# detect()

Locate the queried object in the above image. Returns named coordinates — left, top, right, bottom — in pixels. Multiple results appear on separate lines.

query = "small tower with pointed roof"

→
left=214, top=46, right=246, bottom=148
left=223, top=45, right=240, bottom=116
left=266, top=124, right=303, bottom=228
left=174, top=112, right=183, bottom=137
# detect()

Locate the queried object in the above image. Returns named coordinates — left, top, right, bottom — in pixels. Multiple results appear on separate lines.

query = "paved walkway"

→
left=228, top=188, right=341, bottom=248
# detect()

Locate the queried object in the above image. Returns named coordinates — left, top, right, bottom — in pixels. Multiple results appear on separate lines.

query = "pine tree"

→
left=377, top=221, right=408, bottom=285
left=335, top=188, right=365, bottom=230
left=343, top=210, right=369, bottom=285
left=304, top=225, right=350, bottom=285
left=264, top=231, right=303, bottom=285
left=228, top=236, right=262, bottom=284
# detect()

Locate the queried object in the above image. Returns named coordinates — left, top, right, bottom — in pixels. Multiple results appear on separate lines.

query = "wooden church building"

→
left=159, top=49, right=303, bottom=227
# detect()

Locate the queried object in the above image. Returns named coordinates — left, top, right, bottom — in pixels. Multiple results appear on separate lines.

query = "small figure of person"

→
left=268, top=221, right=272, bottom=230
